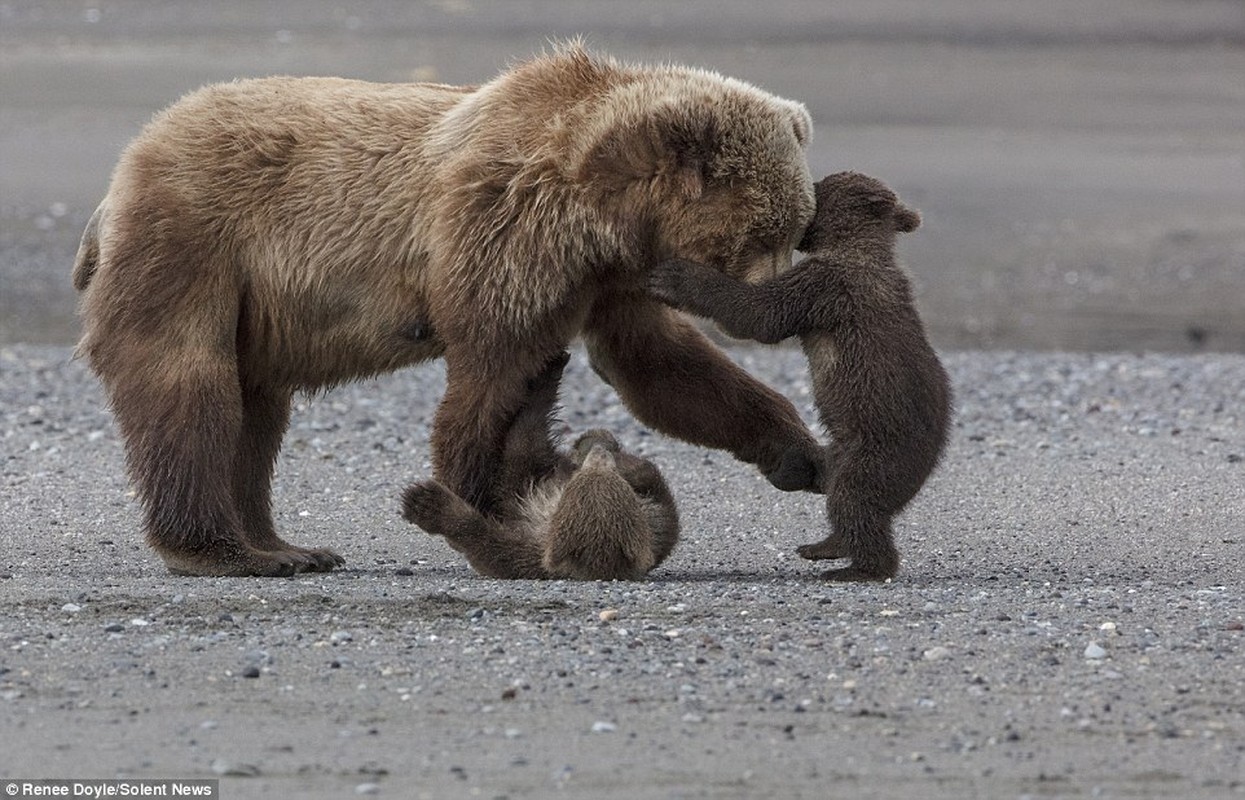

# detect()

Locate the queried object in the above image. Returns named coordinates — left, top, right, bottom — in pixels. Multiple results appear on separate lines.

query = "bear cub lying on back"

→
left=403, top=352, right=679, bottom=580
left=650, top=172, right=951, bottom=581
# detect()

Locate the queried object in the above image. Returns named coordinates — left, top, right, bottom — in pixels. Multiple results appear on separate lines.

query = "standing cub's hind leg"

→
left=809, top=505, right=900, bottom=582
left=795, top=532, right=850, bottom=561
left=796, top=459, right=898, bottom=581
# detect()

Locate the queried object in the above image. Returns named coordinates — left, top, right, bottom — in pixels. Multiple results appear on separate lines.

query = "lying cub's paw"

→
left=401, top=480, right=456, bottom=533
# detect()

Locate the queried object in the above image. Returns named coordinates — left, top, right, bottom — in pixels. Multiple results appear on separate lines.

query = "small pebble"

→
left=355, top=783, right=380, bottom=795
left=1084, top=642, right=1107, bottom=660
left=242, top=666, right=261, bottom=679
left=922, top=646, right=952, bottom=661
left=210, top=759, right=260, bottom=777
left=599, top=608, right=619, bottom=622
left=591, top=721, right=617, bottom=733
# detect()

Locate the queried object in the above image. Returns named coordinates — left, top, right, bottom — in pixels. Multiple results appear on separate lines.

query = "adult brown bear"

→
left=73, top=44, right=821, bottom=576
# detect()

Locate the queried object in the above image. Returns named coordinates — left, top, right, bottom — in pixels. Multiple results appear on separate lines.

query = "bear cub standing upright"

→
left=403, top=352, right=679, bottom=580
left=650, top=172, right=951, bottom=581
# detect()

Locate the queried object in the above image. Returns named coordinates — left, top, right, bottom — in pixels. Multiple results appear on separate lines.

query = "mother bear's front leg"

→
left=429, top=341, right=559, bottom=517
left=582, top=290, right=823, bottom=493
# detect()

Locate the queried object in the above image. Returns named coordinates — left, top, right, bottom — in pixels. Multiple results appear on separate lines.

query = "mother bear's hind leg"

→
left=231, top=382, right=344, bottom=571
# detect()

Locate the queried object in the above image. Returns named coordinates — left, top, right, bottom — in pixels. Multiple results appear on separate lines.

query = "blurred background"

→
left=2, top=0, right=1243, bottom=351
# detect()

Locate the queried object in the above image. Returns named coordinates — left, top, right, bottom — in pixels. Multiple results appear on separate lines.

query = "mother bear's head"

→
left=429, top=43, right=815, bottom=287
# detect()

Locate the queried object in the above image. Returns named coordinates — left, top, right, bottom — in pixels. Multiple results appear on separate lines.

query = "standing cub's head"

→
left=567, top=49, right=815, bottom=284
left=797, top=172, right=921, bottom=254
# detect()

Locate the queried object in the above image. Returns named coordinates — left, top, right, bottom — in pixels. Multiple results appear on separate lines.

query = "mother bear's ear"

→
left=575, top=102, right=719, bottom=201
left=777, top=99, right=812, bottom=147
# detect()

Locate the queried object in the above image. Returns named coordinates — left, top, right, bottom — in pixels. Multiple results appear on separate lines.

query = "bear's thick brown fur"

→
left=72, top=44, right=821, bottom=576
left=650, top=172, right=952, bottom=581
left=402, top=352, right=679, bottom=581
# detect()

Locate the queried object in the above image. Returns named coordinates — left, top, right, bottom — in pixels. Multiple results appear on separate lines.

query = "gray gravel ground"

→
left=1, top=343, right=1242, bottom=798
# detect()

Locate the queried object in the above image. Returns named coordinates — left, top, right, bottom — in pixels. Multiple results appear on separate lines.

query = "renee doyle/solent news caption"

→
left=4, top=781, right=217, bottom=798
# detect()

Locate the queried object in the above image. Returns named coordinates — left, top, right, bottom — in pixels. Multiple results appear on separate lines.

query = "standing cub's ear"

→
left=862, top=190, right=921, bottom=234
left=893, top=203, right=922, bottom=233
left=577, top=103, right=719, bottom=199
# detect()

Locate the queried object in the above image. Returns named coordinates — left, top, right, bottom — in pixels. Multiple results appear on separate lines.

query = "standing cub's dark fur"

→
left=403, top=353, right=679, bottom=580
left=650, top=172, right=951, bottom=581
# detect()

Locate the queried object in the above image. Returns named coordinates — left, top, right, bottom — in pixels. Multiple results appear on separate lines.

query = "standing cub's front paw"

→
left=648, top=259, right=700, bottom=308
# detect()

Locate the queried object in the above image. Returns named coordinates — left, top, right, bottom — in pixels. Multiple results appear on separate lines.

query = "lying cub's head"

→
left=797, top=172, right=921, bottom=254
left=570, top=428, right=621, bottom=465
